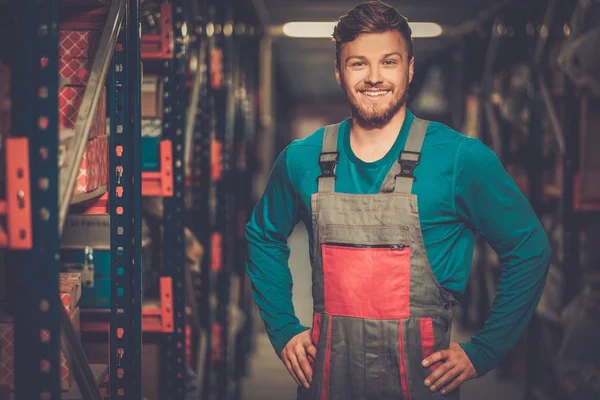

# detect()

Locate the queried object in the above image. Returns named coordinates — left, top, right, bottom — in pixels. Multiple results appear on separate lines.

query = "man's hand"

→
left=422, top=342, right=477, bottom=395
left=280, top=329, right=317, bottom=389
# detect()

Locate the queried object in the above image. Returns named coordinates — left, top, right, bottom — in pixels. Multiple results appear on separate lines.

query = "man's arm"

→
left=245, top=146, right=310, bottom=357
left=453, top=137, right=551, bottom=376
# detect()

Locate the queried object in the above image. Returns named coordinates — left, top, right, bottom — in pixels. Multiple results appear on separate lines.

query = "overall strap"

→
left=317, top=123, right=341, bottom=193
left=394, top=117, right=429, bottom=193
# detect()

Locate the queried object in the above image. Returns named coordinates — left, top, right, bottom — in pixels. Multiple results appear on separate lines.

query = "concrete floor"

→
left=241, top=225, right=525, bottom=400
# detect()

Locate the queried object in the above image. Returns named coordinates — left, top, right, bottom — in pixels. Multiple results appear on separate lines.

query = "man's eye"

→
left=383, top=60, right=396, bottom=65
left=351, top=62, right=365, bottom=67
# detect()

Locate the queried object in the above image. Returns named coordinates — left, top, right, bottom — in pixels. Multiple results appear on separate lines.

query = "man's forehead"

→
left=341, top=31, right=408, bottom=58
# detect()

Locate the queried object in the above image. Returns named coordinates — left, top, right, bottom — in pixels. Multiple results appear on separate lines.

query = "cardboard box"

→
left=0, top=308, right=81, bottom=391
left=61, top=214, right=110, bottom=249
left=141, top=75, right=163, bottom=118
left=142, top=118, right=162, bottom=137
left=59, top=30, right=100, bottom=59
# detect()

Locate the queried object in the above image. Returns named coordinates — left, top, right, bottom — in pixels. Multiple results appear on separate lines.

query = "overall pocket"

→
left=321, top=242, right=411, bottom=319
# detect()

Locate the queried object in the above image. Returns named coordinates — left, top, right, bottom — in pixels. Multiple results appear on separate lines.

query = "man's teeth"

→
left=361, top=90, right=390, bottom=97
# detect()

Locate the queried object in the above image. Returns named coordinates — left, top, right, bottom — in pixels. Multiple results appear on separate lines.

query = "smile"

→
left=360, top=90, right=390, bottom=97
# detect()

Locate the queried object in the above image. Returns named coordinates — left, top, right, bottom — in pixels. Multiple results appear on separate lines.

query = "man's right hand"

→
left=280, top=329, right=317, bottom=389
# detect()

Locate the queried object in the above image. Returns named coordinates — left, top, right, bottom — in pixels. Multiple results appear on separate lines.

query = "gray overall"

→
left=298, top=117, right=460, bottom=400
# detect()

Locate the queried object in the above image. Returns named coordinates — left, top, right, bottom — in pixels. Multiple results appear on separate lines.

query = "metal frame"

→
left=189, top=29, right=215, bottom=399
left=160, top=0, right=188, bottom=396
left=10, top=0, right=61, bottom=396
left=109, top=0, right=142, bottom=397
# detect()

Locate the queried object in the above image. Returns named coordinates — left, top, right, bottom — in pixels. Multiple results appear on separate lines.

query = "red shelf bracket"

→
left=141, top=3, right=174, bottom=60
left=0, top=138, right=33, bottom=249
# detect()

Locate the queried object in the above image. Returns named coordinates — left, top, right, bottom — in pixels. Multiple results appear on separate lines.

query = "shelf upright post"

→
left=191, top=21, right=215, bottom=399
left=207, top=0, right=236, bottom=396
left=10, top=0, right=61, bottom=397
left=109, top=0, right=143, bottom=398
left=160, top=0, right=188, bottom=396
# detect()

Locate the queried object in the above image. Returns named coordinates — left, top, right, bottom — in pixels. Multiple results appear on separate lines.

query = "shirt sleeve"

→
left=245, top=145, right=310, bottom=357
left=453, top=137, right=551, bottom=376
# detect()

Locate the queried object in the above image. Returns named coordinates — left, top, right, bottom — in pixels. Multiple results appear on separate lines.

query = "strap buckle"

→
left=394, top=151, right=421, bottom=181
left=317, top=152, right=339, bottom=181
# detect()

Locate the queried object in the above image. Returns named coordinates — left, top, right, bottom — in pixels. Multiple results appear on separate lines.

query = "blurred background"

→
left=0, top=0, right=599, bottom=399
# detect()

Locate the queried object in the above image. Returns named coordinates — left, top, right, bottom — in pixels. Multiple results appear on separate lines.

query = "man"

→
left=245, top=1, right=551, bottom=399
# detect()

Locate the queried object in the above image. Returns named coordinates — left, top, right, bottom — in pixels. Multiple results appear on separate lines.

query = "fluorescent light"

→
left=281, top=22, right=443, bottom=38
left=410, top=22, right=443, bottom=38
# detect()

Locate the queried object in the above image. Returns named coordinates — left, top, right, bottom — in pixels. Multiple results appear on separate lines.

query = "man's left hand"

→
left=422, top=342, right=477, bottom=395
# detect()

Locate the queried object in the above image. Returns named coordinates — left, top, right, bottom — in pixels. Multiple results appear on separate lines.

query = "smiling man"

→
left=245, top=1, right=551, bottom=399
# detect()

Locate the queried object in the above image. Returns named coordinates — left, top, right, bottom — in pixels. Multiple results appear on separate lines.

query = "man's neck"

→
left=349, top=107, right=407, bottom=163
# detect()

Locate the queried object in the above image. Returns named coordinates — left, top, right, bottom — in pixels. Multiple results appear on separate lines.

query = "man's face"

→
left=335, top=30, right=414, bottom=126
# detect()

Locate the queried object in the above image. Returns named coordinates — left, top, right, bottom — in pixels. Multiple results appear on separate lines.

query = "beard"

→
left=341, top=75, right=409, bottom=127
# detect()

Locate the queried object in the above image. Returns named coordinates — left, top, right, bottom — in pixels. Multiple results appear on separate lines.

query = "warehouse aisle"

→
left=241, top=225, right=525, bottom=400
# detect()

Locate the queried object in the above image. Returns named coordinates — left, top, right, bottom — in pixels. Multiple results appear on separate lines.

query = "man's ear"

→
left=335, top=60, right=341, bottom=85
left=408, top=57, right=415, bottom=84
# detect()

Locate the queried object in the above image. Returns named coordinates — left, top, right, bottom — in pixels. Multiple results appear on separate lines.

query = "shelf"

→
left=71, top=185, right=108, bottom=205
left=62, top=364, right=109, bottom=400
left=81, top=278, right=174, bottom=334
left=141, top=3, right=174, bottom=60
left=142, top=140, right=174, bottom=197
left=58, top=0, right=125, bottom=236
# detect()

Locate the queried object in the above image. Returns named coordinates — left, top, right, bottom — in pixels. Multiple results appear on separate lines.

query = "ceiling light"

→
left=281, top=22, right=443, bottom=38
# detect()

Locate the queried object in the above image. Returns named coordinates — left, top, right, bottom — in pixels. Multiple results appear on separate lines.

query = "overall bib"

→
left=298, top=118, right=460, bottom=400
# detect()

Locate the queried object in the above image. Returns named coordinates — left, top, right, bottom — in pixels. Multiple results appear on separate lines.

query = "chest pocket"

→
left=320, top=224, right=412, bottom=319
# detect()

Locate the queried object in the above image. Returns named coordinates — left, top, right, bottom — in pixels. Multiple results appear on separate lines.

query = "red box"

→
left=0, top=308, right=80, bottom=391
left=59, top=85, right=106, bottom=137
left=75, top=139, right=99, bottom=194
left=59, top=57, right=92, bottom=86
left=97, top=135, right=108, bottom=186
left=59, top=30, right=100, bottom=58
left=92, top=86, right=106, bottom=139
left=60, top=272, right=82, bottom=316
left=59, top=86, right=84, bottom=130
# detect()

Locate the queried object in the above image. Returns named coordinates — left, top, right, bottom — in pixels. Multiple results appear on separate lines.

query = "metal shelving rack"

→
left=159, top=0, right=188, bottom=396
left=4, top=0, right=264, bottom=398
left=109, top=0, right=142, bottom=397
left=7, top=0, right=143, bottom=398
left=10, top=0, right=61, bottom=396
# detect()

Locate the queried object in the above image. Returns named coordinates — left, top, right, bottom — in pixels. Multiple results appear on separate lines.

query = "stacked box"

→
left=59, top=85, right=106, bottom=136
left=74, top=138, right=99, bottom=194
left=0, top=273, right=82, bottom=391
left=141, top=75, right=164, bottom=118
left=97, top=134, right=108, bottom=186
left=61, top=215, right=153, bottom=308
left=142, top=118, right=162, bottom=171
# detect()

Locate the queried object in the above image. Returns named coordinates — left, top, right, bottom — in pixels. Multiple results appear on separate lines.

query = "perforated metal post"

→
left=109, top=0, right=142, bottom=397
left=161, top=0, right=188, bottom=397
left=208, top=0, right=237, bottom=396
left=10, top=0, right=61, bottom=397
left=190, top=28, right=215, bottom=399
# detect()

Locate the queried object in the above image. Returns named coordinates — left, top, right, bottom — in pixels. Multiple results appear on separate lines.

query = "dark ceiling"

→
left=260, top=0, right=500, bottom=101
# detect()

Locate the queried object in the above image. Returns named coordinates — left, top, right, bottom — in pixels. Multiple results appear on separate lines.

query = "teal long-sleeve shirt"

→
left=245, top=109, right=551, bottom=377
